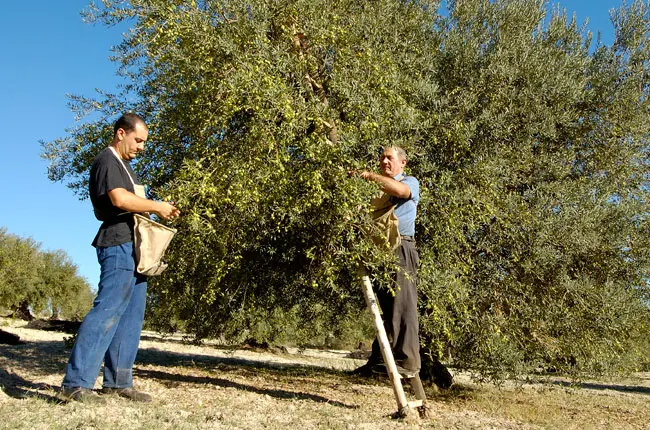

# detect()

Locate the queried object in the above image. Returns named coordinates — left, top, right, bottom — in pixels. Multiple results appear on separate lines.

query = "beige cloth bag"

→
left=133, top=213, right=176, bottom=276
left=109, top=147, right=177, bottom=276
left=368, top=174, right=409, bottom=251
left=370, top=193, right=401, bottom=251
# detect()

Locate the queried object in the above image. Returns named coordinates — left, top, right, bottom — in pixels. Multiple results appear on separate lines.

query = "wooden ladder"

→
left=360, top=274, right=429, bottom=419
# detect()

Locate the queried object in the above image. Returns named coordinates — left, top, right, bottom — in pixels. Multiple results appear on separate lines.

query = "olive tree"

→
left=0, top=229, right=93, bottom=320
left=43, top=0, right=650, bottom=378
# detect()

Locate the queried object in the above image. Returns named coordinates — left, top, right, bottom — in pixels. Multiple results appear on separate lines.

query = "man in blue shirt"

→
left=355, top=146, right=421, bottom=376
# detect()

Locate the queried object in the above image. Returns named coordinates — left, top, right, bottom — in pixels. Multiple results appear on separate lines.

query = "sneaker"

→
left=59, top=387, right=106, bottom=404
left=100, top=387, right=152, bottom=403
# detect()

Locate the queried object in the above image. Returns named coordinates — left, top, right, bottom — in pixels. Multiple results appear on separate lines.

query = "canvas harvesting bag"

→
left=109, top=147, right=177, bottom=276
left=132, top=213, right=176, bottom=276
left=370, top=193, right=401, bottom=251
left=368, top=175, right=409, bottom=251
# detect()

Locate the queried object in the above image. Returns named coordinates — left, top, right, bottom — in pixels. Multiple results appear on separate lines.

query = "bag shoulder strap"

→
left=107, top=147, right=143, bottom=217
left=108, top=146, right=136, bottom=187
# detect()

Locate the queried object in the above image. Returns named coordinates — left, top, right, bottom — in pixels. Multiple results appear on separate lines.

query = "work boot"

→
left=100, top=387, right=152, bottom=403
left=59, top=387, right=106, bottom=404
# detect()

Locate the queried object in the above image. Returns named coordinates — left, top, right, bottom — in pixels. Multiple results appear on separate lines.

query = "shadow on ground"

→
left=0, top=340, right=68, bottom=375
left=140, top=334, right=206, bottom=346
left=1, top=337, right=362, bottom=407
left=135, top=367, right=358, bottom=409
left=7, top=332, right=646, bottom=408
left=135, top=346, right=351, bottom=379
left=551, top=379, right=650, bottom=395
left=0, top=367, right=60, bottom=402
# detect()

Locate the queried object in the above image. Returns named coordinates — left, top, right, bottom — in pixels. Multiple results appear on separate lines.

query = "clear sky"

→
left=0, top=0, right=623, bottom=287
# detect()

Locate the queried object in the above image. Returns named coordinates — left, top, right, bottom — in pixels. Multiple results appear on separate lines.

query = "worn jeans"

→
left=62, top=242, right=147, bottom=389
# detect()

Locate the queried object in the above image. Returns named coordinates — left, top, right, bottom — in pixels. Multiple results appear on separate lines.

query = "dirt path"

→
left=1, top=320, right=649, bottom=429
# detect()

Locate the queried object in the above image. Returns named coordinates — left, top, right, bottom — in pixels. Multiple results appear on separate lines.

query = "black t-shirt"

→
left=89, top=148, right=143, bottom=247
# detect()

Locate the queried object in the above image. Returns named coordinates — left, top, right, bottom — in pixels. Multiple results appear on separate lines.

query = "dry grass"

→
left=1, top=318, right=649, bottom=429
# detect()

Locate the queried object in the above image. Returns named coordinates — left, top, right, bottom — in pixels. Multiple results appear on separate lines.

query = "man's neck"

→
left=109, top=143, right=127, bottom=160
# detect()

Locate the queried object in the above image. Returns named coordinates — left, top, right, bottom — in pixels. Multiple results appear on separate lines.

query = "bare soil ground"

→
left=1, top=318, right=649, bottom=429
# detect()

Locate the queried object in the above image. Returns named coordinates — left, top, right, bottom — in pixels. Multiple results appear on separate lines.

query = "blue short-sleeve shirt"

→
left=391, top=174, right=419, bottom=236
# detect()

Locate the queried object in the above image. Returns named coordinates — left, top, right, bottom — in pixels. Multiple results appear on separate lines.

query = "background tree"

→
left=0, top=228, right=93, bottom=321
left=43, top=0, right=650, bottom=379
left=0, top=229, right=43, bottom=320
left=39, top=250, right=94, bottom=321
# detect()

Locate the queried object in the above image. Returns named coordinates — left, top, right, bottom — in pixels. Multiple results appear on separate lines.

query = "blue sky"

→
left=0, top=0, right=622, bottom=287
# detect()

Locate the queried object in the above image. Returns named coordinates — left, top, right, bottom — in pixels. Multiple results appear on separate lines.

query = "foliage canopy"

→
left=43, top=0, right=650, bottom=378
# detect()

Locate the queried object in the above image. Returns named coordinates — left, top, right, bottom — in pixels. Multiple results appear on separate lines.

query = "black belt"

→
left=400, top=235, right=415, bottom=241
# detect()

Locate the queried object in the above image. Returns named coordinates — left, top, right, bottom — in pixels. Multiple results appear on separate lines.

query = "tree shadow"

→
left=550, top=379, right=650, bottom=395
left=0, top=367, right=61, bottom=403
left=0, top=339, right=68, bottom=375
left=135, top=346, right=349, bottom=379
left=139, top=334, right=206, bottom=346
left=426, top=381, right=478, bottom=402
left=135, top=367, right=358, bottom=409
left=2, top=338, right=361, bottom=407
left=1, top=336, right=348, bottom=380
left=0, top=334, right=455, bottom=406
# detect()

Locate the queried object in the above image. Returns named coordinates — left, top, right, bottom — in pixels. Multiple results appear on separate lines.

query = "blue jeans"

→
left=62, top=242, right=147, bottom=389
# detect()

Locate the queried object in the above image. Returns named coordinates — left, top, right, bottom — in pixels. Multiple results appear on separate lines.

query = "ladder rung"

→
left=407, top=400, right=423, bottom=409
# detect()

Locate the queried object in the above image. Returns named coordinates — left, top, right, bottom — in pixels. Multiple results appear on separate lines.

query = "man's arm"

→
left=108, top=188, right=180, bottom=220
left=359, top=172, right=411, bottom=199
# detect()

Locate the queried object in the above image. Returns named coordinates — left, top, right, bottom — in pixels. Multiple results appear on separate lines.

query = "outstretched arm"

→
left=358, top=171, right=411, bottom=199
left=108, top=188, right=180, bottom=220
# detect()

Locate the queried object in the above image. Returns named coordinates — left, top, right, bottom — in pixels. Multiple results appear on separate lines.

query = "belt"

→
left=400, top=235, right=415, bottom=241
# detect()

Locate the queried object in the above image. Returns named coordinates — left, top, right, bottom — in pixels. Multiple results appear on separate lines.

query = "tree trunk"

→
left=12, top=300, right=34, bottom=321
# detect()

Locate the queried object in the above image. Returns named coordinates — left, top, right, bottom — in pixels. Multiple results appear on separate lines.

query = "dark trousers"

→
left=370, top=238, right=420, bottom=371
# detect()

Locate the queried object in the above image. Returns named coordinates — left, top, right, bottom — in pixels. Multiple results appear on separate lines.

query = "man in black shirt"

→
left=61, top=113, right=179, bottom=403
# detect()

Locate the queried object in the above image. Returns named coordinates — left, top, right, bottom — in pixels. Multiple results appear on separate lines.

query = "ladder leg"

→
left=407, top=374, right=431, bottom=418
left=409, top=374, right=426, bottom=401
left=359, top=274, right=410, bottom=417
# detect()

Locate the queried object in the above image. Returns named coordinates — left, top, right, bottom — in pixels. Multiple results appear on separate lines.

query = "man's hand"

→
left=350, top=169, right=379, bottom=183
left=154, top=201, right=180, bottom=220
left=350, top=170, right=410, bottom=199
left=359, top=171, right=376, bottom=181
left=348, top=170, right=375, bottom=181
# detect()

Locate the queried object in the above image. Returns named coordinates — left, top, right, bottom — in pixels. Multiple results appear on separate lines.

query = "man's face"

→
left=380, top=148, right=406, bottom=177
left=116, top=122, right=148, bottom=160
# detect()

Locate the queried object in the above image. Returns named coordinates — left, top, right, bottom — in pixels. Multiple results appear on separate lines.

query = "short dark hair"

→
left=113, top=113, right=146, bottom=135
